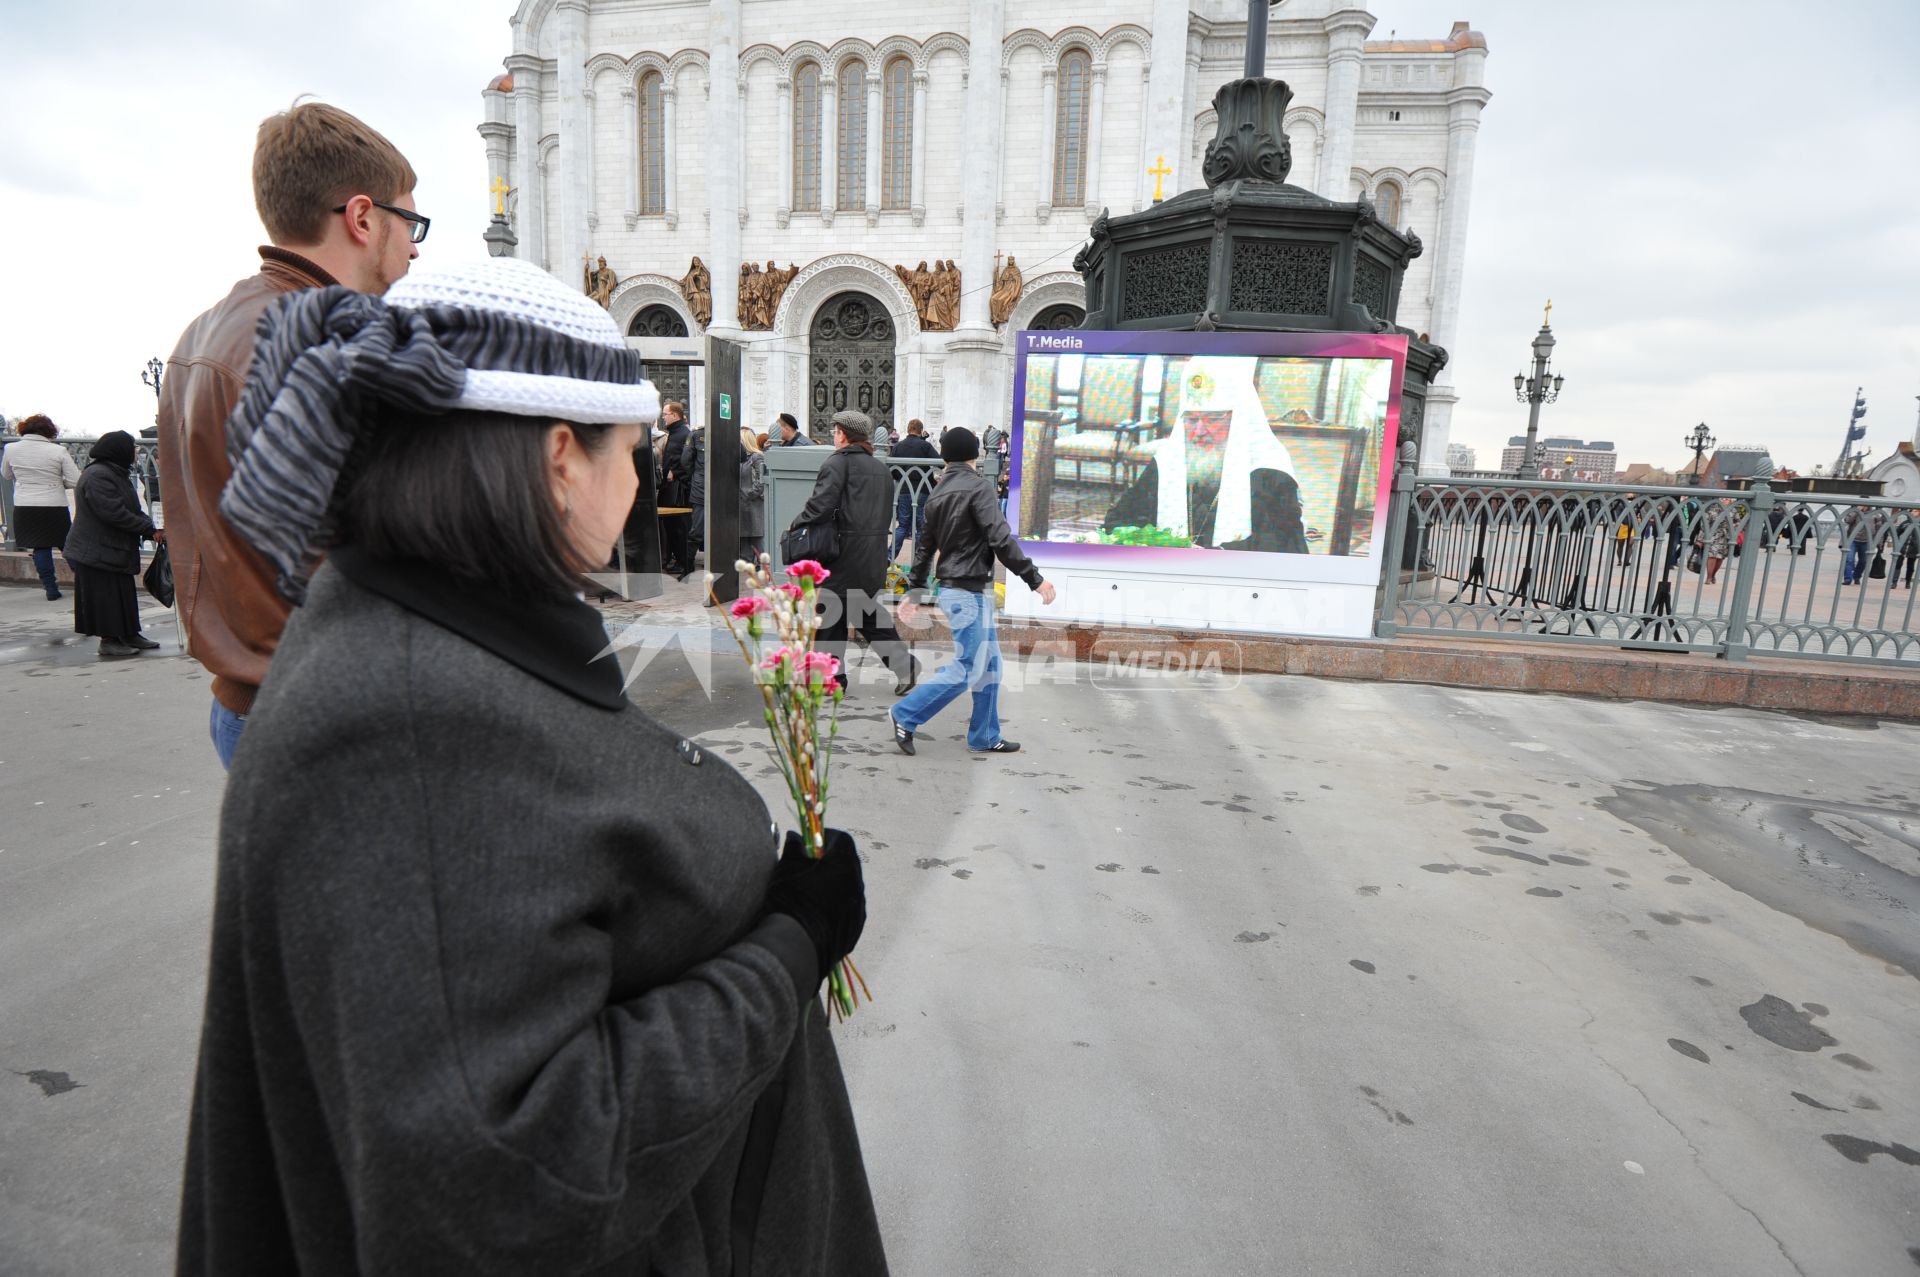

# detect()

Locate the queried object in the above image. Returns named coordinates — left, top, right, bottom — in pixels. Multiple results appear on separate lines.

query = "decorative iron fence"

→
left=0, top=433, right=163, bottom=549
left=1379, top=475, right=1920, bottom=666
left=762, top=446, right=1000, bottom=572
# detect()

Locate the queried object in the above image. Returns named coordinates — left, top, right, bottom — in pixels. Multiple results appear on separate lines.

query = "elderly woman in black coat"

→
left=62, top=430, right=163, bottom=658
left=178, top=258, right=884, bottom=1275
left=789, top=409, right=915, bottom=694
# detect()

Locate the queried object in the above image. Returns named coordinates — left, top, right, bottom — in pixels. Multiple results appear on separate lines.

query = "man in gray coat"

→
left=790, top=410, right=915, bottom=693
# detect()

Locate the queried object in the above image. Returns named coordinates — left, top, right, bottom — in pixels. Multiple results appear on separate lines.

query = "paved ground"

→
left=2, top=580, right=1917, bottom=1276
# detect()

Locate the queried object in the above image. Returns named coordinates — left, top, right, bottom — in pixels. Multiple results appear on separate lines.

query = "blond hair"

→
left=739, top=426, right=763, bottom=454
left=253, top=101, right=416, bottom=245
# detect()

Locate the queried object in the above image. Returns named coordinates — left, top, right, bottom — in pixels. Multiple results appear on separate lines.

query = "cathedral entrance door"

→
left=808, top=292, right=895, bottom=441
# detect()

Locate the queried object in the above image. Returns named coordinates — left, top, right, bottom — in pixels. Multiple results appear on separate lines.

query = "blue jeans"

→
left=891, top=490, right=924, bottom=558
left=1844, top=542, right=1869, bottom=584
left=892, top=590, right=1003, bottom=750
left=210, top=699, right=247, bottom=771
left=30, top=547, right=59, bottom=595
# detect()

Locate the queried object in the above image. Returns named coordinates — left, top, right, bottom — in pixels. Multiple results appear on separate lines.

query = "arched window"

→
left=1032, top=303, right=1085, bottom=330
left=1374, top=180, right=1402, bottom=228
left=881, top=57, right=912, bottom=211
left=836, top=60, right=867, bottom=212
left=637, top=72, right=665, bottom=216
left=629, top=305, right=688, bottom=338
left=1052, top=49, right=1092, bottom=207
left=793, top=62, right=822, bottom=212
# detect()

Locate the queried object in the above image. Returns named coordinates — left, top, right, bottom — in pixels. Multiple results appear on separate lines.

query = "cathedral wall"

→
left=498, top=1, right=1485, bottom=433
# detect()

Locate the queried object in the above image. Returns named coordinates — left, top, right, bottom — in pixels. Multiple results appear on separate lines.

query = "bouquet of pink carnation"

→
left=712, top=554, right=869, bottom=1019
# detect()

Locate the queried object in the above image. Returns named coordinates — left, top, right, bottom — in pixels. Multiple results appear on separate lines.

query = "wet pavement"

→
left=2, top=581, right=1917, bottom=1275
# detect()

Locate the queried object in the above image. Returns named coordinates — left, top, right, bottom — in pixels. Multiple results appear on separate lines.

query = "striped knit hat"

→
left=222, top=257, right=660, bottom=603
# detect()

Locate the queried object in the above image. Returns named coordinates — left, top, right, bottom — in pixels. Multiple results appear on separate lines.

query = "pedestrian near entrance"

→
left=776, top=411, right=807, bottom=446
left=738, top=425, right=767, bottom=562
left=790, top=409, right=916, bottom=693
left=681, top=420, right=708, bottom=561
left=889, top=418, right=939, bottom=558
left=178, top=258, right=884, bottom=1276
left=63, top=431, right=163, bottom=659
left=1842, top=505, right=1877, bottom=586
left=1, top=414, right=80, bottom=600
left=892, top=427, right=1057, bottom=756
left=155, top=100, right=421, bottom=768
left=657, top=401, right=693, bottom=576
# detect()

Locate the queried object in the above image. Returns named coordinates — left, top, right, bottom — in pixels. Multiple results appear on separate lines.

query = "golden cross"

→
left=1543, top=298, right=1553, bottom=326
left=489, top=174, right=510, bottom=216
left=1148, top=155, right=1172, bottom=203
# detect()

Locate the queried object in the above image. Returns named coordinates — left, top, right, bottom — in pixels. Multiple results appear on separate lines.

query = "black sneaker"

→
left=891, top=716, right=915, bottom=756
left=98, top=639, right=139, bottom=660
left=970, top=739, right=1021, bottom=754
left=125, top=634, right=161, bottom=650
left=893, top=656, right=920, bottom=698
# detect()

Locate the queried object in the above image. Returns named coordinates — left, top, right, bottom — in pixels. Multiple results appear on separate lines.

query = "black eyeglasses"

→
left=332, top=199, right=430, bottom=244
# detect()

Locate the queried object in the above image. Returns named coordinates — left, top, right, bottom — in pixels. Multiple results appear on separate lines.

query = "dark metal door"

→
left=808, top=292, right=894, bottom=441
left=642, top=360, right=693, bottom=414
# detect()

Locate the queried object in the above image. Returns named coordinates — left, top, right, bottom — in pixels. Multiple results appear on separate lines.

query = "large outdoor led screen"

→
left=1009, top=330, right=1407, bottom=580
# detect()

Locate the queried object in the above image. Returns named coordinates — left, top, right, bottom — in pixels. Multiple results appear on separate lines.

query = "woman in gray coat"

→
left=178, top=259, right=884, bottom=1276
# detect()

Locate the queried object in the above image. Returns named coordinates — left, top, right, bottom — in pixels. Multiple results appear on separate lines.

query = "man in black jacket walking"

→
left=790, top=410, right=915, bottom=693
left=891, top=427, right=1056, bottom=756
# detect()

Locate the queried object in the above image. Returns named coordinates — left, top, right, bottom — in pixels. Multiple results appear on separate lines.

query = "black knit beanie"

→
left=941, top=426, right=980, bottom=463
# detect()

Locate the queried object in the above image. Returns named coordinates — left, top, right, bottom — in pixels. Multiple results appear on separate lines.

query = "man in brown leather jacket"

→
left=156, top=102, right=421, bottom=767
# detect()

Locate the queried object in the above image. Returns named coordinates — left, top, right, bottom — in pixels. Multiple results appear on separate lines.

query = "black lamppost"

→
left=141, top=356, right=164, bottom=404
left=1512, top=302, right=1565, bottom=478
left=1684, top=421, right=1715, bottom=486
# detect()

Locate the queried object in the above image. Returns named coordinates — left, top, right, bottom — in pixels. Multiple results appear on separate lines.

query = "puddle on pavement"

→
left=1600, top=782, right=1920, bottom=979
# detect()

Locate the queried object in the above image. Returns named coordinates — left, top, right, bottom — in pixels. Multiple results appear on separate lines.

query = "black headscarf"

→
left=89, top=430, right=136, bottom=468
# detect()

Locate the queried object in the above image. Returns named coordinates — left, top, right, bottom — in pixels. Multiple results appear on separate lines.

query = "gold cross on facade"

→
left=1148, top=156, right=1172, bottom=202
left=490, top=174, right=510, bottom=216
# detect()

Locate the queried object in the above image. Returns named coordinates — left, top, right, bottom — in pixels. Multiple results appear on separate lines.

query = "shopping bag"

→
left=143, top=542, right=175, bottom=607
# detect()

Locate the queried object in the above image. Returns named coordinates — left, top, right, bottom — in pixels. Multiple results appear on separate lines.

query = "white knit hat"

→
left=385, top=257, right=660, bottom=426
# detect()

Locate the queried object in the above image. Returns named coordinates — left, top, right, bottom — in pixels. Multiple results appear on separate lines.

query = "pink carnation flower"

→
left=759, top=647, right=794, bottom=670
left=786, top=560, right=832, bottom=586
left=730, top=596, right=769, bottom=619
left=772, top=583, right=805, bottom=601
left=797, top=651, right=841, bottom=683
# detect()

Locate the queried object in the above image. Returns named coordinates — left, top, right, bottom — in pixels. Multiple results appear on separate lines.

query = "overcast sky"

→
left=4, top=1, right=1916, bottom=474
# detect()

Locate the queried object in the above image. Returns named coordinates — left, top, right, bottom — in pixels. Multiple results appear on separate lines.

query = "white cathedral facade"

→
left=480, top=0, right=1489, bottom=466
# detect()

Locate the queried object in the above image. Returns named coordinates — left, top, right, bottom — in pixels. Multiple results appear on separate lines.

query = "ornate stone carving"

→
left=911, top=259, right=960, bottom=331
left=1202, top=79, right=1294, bottom=188
left=1396, top=396, right=1425, bottom=477
left=739, top=260, right=799, bottom=330
left=583, top=255, right=617, bottom=309
left=1120, top=243, right=1210, bottom=321
left=1230, top=240, right=1333, bottom=315
left=676, top=256, right=712, bottom=328
left=893, top=260, right=936, bottom=327
left=989, top=255, right=1024, bottom=326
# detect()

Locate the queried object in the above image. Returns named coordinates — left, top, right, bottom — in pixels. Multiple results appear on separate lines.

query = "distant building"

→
left=1686, top=445, right=1775, bottom=489
left=1867, top=441, right=1920, bottom=501
left=1444, top=442, right=1476, bottom=473
left=1620, top=462, right=1676, bottom=487
left=1499, top=435, right=1617, bottom=482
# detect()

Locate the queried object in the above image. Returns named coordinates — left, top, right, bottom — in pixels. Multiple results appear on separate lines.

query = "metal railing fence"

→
left=762, top=447, right=999, bottom=572
left=1379, top=475, right=1920, bottom=667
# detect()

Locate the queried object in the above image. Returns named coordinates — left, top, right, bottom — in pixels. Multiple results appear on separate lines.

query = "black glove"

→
left=764, top=828, right=866, bottom=985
